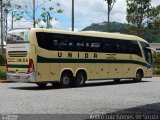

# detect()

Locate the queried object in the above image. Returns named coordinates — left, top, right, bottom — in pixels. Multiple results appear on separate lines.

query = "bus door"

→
left=144, top=48, right=154, bottom=77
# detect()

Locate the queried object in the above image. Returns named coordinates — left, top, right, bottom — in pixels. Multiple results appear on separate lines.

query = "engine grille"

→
left=8, top=51, right=27, bottom=57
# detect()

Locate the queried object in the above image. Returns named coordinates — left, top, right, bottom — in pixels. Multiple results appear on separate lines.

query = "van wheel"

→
left=114, top=79, right=120, bottom=83
left=133, top=70, right=143, bottom=82
left=36, top=83, right=47, bottom=88
left=74, top=72, right=86, bottom=87
left=60, top=72, right=72, bottom=88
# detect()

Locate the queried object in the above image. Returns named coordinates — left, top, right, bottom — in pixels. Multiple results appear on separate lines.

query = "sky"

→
left=6, top=0, right=160, bottom=31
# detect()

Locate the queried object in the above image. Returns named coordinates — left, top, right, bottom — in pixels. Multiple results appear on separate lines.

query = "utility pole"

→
left=0, top=0, right=3, bottom=53
left=3, top=9, right=7, bottom=46
left=11, top=11, right=13, bottom=29
left=107, top=3, right=109, bottom=32
left=105, top=0, right=116, bottom=32
left=33, top=0, right=35, bottom=28
left=72, top=0, right=74, bottom=31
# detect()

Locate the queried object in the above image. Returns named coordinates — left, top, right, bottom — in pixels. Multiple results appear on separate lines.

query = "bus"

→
left=6, top=28, right=154, bottom=87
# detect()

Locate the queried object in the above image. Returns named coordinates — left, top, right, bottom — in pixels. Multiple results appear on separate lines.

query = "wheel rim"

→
left=136, top=72, right=142, bottom=80
left=62, top=76, right=70, bottom=85
left=77, top=75, right=84, bottom=84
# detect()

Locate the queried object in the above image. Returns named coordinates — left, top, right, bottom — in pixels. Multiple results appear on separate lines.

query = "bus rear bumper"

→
left=6, top=72, right=36, bottom=82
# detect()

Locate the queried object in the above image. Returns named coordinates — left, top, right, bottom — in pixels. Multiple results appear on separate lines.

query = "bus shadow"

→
left=84, top=80, right=149, bottom=87
left=9, top=80, right=150, bottom=91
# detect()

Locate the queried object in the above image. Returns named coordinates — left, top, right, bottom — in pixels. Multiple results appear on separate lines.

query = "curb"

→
left=0, top=80, right=13, bottom=83
left=153, top=75, right=160, bottom=77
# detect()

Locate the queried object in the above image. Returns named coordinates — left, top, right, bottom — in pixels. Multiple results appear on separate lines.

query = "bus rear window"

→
left=7, top=29, right=30, bottom=44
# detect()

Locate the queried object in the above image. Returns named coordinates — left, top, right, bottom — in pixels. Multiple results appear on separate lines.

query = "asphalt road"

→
left=0, top=77, right=160, bottom=120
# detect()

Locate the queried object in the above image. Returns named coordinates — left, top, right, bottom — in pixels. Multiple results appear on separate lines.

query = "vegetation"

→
left=0, top=66, right=6, bottom=79
left=126, top=0, right=151, bottom=36
left=2, top=0, right=23, bottom=29
left=15, top=0, right=63, bottom=28
left=153, top=53, right=160, bottom=73
left=1, top=0, right=63, bottom=29
left=0, top=54, right=6, bottom=66
left=0, top=54, right=6, bottom=79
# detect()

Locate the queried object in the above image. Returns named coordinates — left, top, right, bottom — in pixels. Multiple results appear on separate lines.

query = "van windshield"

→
left=7, top=29, right=30, bottom=44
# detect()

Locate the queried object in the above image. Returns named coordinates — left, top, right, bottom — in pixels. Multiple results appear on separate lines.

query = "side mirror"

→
left=146, top=47, right=157, bottom=57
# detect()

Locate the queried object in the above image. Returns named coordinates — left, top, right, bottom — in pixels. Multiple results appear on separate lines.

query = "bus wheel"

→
left=36, top=83, right=47, bottom=88
left=60, top=72, right=72, bottom=88
left=133, top=70, right=143, bottom=82
left=74, top=72, right=86, bottom=87
left=114, top=79, right=120, bottom=83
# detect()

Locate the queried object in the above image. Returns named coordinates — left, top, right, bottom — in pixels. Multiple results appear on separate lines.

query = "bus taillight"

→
left=27, top=59, right=34, bottom=74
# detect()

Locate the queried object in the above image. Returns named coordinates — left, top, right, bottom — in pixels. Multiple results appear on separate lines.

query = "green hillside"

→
left=82, top=21, right=160, bottom=43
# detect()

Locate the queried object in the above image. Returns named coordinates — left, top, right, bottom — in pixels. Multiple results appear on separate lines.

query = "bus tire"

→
left=60, top=72, right=72, bottom=88
left=133, top=70, right=143, bottom=82
left=36, top=83, right=47, bottom=88
left=74, top=72, right=86, bottom=87
left=114, top=79, right=120, bottom=83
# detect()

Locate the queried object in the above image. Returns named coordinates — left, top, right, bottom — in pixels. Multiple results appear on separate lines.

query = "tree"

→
left=15, top=0, right=63, bottom=28
left=2, top=0, right=11, bottom=30
left=104, top=0, right=116, bottom=32
left=2, top=0, right=23, bottom=29
left=0, top=0, right=3, bottom=53
left=126, top=0, right=151, bottom=36
left=40, top=4, right=63, bottom=28
left=148, top=5, right=160, bottom=31
left=0, top=0, right=13, bottom=53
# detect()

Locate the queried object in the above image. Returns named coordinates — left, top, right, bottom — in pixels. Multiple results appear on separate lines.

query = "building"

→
left=149, top=43, right=160, bottom=52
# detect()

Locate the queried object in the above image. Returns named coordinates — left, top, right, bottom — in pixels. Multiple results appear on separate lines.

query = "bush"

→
left=0, top=69, right=6, bottom=78
left=0, top=54, right=6, bottom=66
left=153, top=68, right=160, bottom=75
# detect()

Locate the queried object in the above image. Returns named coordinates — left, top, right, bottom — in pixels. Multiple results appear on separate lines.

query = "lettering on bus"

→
left=16, top=58, right=28, bottom=62
left=106, top=54, right=116, bottom=59
left=57, top=52, right=116, bottom=59
left=8, top=58, right=16, bottom=62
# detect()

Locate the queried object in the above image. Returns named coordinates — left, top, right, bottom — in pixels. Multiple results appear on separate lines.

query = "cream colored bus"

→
left=6, top=28, right=154, bottom=87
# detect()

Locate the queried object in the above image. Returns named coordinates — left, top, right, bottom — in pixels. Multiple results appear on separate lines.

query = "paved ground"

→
left=0, top=78, right=160, bottom=119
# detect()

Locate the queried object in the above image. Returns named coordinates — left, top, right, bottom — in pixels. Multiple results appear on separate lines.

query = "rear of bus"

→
left=6, top=28, right=35, bottom=82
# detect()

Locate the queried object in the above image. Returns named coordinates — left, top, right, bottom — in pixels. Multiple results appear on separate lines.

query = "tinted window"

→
left=102, top=39, right=142, bottom=56
left=36, top=32, right=102, bottom=52
left=36, top=32, right=142, bottom=56
left=140, top=42, right=152, bottom=64
left=126, top=41, right=142, bottom=56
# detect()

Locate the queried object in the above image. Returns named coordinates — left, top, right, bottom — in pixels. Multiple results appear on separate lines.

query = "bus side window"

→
left=85, top=42, right=90, bottom=52
left=111, top=40, right=119, bottom=53
left=37, top=32, right=52, bottom=50
left=53, top=40, right=58, bottom=49
left=102, top=39, right=119, bottom=53
left=52, top=35, right=67, bottom=51
left=128, top=41, right=142, bottom=56
left=89, top=37, right=102, bottom=52
left=103, top=42, right=112, bottom=53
